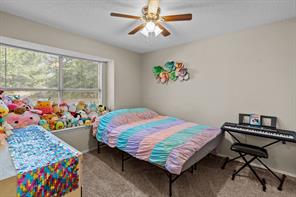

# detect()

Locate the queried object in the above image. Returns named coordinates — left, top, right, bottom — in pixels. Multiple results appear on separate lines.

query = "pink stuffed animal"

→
left=6, top=111, right=40, bottom=129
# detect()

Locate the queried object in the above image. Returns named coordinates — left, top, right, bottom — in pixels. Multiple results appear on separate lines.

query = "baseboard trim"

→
left=216, top=153, right=296, bottom=178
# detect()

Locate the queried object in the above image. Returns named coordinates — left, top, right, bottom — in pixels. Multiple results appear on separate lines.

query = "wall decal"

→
left=153, top=61, right=190, bottom=84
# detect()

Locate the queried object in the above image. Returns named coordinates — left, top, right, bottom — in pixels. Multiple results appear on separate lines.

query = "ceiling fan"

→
left=110, top=0, right=192, bottom=37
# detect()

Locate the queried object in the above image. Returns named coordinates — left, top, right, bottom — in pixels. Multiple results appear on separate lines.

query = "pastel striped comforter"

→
left=94, top=108, right=221, bottom=174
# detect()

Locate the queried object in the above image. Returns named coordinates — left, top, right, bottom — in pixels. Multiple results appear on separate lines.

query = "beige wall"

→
left=1, top=10, right=296, bottom=176
left=141, top=19, right=296, bottom=176
left=0, top=11, right=141, bottom=109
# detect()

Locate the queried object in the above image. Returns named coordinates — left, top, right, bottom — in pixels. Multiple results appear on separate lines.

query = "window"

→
left=0, top=45, right=103, bottom=103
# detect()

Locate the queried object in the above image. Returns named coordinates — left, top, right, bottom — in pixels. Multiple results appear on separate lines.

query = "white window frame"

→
left=0, top=36, right=110, bottom=103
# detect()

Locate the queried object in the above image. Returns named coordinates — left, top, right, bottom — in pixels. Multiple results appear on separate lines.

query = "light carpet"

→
left=81, top=148, right=296, bottom=197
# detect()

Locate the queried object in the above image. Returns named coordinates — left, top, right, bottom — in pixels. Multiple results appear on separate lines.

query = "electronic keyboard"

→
left=221, top=122, right=296, bottom=143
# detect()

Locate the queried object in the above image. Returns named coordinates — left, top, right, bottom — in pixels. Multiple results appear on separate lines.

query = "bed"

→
left=93, top=108, right=222, bottom=196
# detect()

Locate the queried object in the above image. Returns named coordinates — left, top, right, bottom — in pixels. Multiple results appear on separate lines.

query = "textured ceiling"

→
left=0, top=0, right=295, bottom=53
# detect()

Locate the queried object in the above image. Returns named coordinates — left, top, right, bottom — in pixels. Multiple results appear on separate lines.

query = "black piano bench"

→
left=230, top=143, right=268, bottom=192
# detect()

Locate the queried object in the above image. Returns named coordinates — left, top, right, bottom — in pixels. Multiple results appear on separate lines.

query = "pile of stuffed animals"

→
left=0, top=89, right=108, bottom=144
left=153, top=61, right=190, bottom=84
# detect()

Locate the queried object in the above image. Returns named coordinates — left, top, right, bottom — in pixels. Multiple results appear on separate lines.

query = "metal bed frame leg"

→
left=121, top=152, right=125, bottom=172
left=190, top=166, right=194, bottom=174
left=99, top=145, right=199, bottom=197
left=169, top=173, right=173, bottom=197
left=121, top=151, right=132, bottom=172
left=97, top=141, right=100, bottom=154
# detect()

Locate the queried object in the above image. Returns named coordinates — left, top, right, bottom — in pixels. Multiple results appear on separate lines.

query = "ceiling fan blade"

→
left=162, top=14, right=192, bottom=22
left=148, top=0, right=160, bottom=15
left=110, top=12, right=141, bottom=19
left=156, top=23, right=171, bottom=37
left=128, top=24, right=145, bottom=35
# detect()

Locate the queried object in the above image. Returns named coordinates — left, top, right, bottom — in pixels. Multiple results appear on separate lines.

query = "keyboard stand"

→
left=221, top=130, right=287, bottom=191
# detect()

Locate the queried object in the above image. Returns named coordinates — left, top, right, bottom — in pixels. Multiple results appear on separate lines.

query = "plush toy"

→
left=6, top=111, right=40, bottom=129
left=23, top=111, right=40, bottom=125
left=60, top=112, right=73, bottom=128
left=0, top=100, right=13, bottom=136
left=71, top=116, right=80, bottom=127
left=64, top=111, right=74, bottom=120
left=12, top=99, right=24, bottom=107
left=0, top=89, right=3, bottom=100
left=52, top=103, right=61, bottom=114
left=30, top=109, right=43, bottom=115
left=77, top=110, right=88, bottom=119
left=41, top=113, right=58, bottom=130
left=7, top=103, right=18, bottom=112
left=78, top=119, right=84, bottom=126
left=87, top=102, right=97, bottom=113
left=84, top=119, right=92, bottom=126
left=98, top=105, right=108, bottom=115
left=0, top=133, right=7, bottom=145
left=0, top=100, right=9, bottom=119
left=39, top=119, right=50, bottom=131
left=65, top=119, right=72, bottom=128
left=88, top=111, right=99, bottom=122
left=6, top=113, right=21, bottom=128
left=1, top=122, right=13, bottom=136
left=22, top=97, right=34, bottom=109
left=34, top=100, right=54, bottom=114
left=0, top=125, right=4, bottom=134
left=75, top=110, right=88, bottom=124
left=14, top=107, right=27, bottom=115
left=76, top=101, right=86, bottom=111
left=59, top=102, right=69, bottom=113
left=55, top=120, right=65, bottom=130
left=68, top=103, right=77, bottom=117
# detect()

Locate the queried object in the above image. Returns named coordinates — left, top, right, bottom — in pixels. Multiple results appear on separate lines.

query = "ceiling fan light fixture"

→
left=140, top=27, right=150, bottom=37
left=154, top=25, right=163, bottom=37
left=145, top=21, right=155, bottom=32
left=110, top=0, right=192, bottom=37
left=140, top=21, right=162, bottom=37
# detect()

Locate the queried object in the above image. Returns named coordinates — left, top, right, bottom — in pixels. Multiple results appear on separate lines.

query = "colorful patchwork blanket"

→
left=95, top=108, right=221, bottom=174
left=7, top=125, right=80, bottom=197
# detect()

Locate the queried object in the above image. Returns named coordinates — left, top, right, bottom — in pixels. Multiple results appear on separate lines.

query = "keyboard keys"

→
left=223, top=124, right=295, bottom=141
